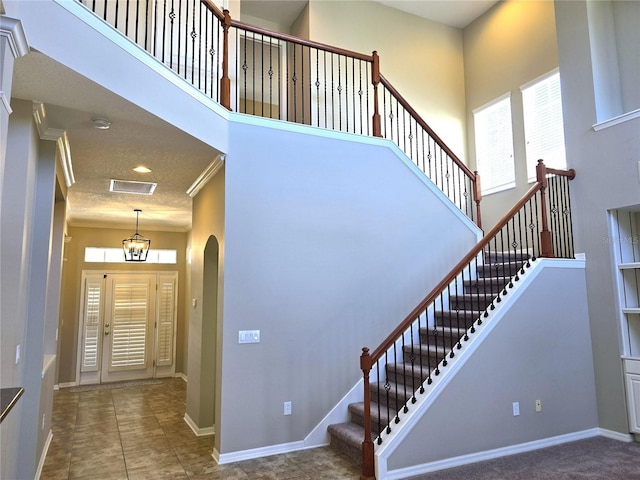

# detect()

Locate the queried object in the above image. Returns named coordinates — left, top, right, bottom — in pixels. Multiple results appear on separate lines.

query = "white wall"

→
left=213, top=118, right=480, bottom=455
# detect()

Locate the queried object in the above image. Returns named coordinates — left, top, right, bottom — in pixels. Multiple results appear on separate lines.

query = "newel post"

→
left=473, top=171, right=483, bottom=230
left=371, top=51, right=382, bottom=138
left=220, top=9, right=232, bottom=110
left=360, top=348, right=376, bottom=480
left=536, top=159, right=554, bottom=258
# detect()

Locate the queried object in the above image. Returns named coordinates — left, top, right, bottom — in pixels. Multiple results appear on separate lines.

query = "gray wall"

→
left=214, top=121, right=480, bottom=454
left=388, top=262, right=597, bottom=471
left=554, top=0, right=640, bottom=435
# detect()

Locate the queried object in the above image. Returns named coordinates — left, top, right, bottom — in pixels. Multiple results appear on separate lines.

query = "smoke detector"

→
left=92, top=117, right=111, bottom=129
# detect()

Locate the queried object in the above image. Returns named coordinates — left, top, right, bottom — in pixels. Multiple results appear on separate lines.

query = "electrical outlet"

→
left=536, top=399, right=542, bottom=412
left=238, top=330, right=260, bottom=344
left=284, top=401, right=292, bottom=416
left=512, top=402, right=520, bottom=416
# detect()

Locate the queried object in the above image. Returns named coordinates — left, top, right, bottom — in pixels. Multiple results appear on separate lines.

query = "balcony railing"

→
left=79, top=0, right=482, bottom=227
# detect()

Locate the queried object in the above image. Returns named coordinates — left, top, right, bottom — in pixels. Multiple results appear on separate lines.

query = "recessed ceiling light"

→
left=133, top=166, right=152, bottom=173
left=92, top=117, right=111, bottom=129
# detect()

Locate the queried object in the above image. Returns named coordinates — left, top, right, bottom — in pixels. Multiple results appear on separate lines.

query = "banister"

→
left=369, top=180, right=543, bottom=361
left=230, top=19, right=375, bottom=62
left=201, top=0, right=225, bottom=20
left=378, top=74, right=475, bottom=180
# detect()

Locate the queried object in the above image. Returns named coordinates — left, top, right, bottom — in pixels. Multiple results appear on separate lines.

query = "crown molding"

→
left=0, top=15, right=29, bottom=58
left=0, top=90, right=11, bottom=115
left=32, top=101, right=75, bottom=187
left=187, top=154, right=225, bottom=198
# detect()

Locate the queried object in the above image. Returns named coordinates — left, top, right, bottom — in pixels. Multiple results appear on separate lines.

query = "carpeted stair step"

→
left=419, top=325, right=468, bottom=343
left=385, top=361, right=430, bottom=386
left=369, top=381, right=413, bottom=411
left=348, top=401, right=393, bottom=434
left=448, top=293, right=496, bottom=312
left=401, top=343, right=449, bottom=367
left=434, top=309, right=483, bottom=328
left=476, top=261, right=526, bottom=278
left=483, top=250, right=531, bottom=263
left=463, top=276, right=511, bottom=295
left=327, top=421, right=367, bottom=465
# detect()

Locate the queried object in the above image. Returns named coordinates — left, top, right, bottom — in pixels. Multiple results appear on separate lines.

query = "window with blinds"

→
left=522, top=70, right=567, bottom=181
left=81, top=277, right=103, bottom=372
left=156, top=277, right=176, bottom=366
left=110, top=282, right=149, bottom=369
left=473, top=94, right=515, bottom=195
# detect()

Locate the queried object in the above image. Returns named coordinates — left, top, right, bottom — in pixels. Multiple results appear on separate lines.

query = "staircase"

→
left=327, top=250, right=532, bottom=463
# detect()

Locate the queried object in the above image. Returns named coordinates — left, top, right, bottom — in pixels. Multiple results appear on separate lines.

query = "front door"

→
left=77, top=271, right=177, bottom=384
left=101, top=274, right=156, bottom=383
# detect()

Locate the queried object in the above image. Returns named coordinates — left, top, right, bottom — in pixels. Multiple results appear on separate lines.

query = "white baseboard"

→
left=183, top=412, right=215, bottom=437
left=213, top=440, right=323, bottom=465
left=597, top=427, right=635, bottom=442
left=35, top=430, right=53, bottom=480
left=55, top=382, right=77, bottom=390
left=174, top=372, right=187, bottom=382
left=382, top=429, right=601, bottom=480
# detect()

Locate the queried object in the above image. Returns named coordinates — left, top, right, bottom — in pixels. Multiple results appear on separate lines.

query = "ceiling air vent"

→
left=110, top=179, right=157, bottom=195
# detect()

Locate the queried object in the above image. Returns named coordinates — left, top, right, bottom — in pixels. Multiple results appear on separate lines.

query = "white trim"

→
left=174, top=372, right=187, bottom=382
left=0, top=15, right=29, bottom=58
left=187, top=154, right=225, bottom=198
left=382, top=429, right=602, bottom=480
left=229, top=112, right=482, bottom=240
left=54, top=0, right=229, bottom=122
left=472, top=91, right=512, bottom=115
left=304, top=378, right=364, bottom=447
left=41, top=354, right=56, bottom=379
left=597, top=427, right=635, bottom=442
left=55, top=381, right=77, bottom=390
left=57, top=131, right=75, bottom=187
left=593, top=108, right=640, bottom=132
left=0, top=91, right=12, bottom=115
left=183, top=413, right=215, bottom=437
left=32, top=102, right=76, bottom=187
left=520, top=67, right=560, bottom=92
left=374, top=258, right=586, bottom=479
left=35, top=430, right=53, bottom=480
left=214, top=440, right=319, bottom=465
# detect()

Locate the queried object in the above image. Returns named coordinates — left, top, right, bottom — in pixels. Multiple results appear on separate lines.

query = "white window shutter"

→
left=110, top=282, right=149, bottom=369
left=522, top=71, right=567, bottom=181
left=156, top=275, right=177, bottom=367
left=81, top=276, right=104, bottom=372
left=473, top=94, right=515, bottom=195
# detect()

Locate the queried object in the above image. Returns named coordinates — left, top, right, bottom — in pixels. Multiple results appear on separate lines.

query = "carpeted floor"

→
left=406, top=435, right=640, bottom=480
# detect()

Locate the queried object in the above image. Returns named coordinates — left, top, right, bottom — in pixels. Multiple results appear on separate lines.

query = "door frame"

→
left=75, top=270, right=178, bottom=385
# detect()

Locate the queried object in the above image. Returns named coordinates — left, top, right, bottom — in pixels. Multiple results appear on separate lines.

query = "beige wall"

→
left=186, top=166, right=225, bottom=443
left=58, top=226, right=189, bottom=384
left=306, top=0, right=467, bottom=159
left=463, top=0, right=560, bottom=230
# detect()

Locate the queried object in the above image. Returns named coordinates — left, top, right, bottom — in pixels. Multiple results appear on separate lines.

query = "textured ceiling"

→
left=12, top=52, right=217, bottom=232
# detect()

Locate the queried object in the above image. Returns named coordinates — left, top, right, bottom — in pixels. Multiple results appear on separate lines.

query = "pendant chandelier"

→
left=122, top=209, right=150, bottom=261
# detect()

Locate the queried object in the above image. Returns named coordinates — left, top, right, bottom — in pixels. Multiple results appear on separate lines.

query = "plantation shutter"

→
left=156, top=274, right=177, bottom=366
left=110, top=281, right=149, bottom=369
left=522, top=71, right=566, bottom=181
left=473, top=94, right=515, bottom=195
left=81, top=275, right=104, bottom=372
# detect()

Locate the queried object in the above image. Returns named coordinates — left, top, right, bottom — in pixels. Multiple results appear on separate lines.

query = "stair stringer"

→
left=373, top=258, right=590, bottom=480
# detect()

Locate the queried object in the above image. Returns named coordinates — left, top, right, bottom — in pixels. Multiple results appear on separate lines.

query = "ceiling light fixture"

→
left=133, top=166, right=152, bottom=173
left=122, top=209, right=151, bottom=262
left=92, top=117, right=111, bottom=129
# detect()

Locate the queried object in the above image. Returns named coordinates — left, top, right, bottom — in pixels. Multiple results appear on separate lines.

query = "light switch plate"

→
left=238, top=330, right=260, bottom=344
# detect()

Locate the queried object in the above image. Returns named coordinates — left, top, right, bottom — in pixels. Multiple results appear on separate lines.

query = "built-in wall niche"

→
left=611, top=208, right=640, bottom=357
left=610, top=207, right=640, bottom=435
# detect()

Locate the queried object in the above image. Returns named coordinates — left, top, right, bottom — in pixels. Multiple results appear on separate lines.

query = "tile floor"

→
left=41, top=378, right=361, bottom=479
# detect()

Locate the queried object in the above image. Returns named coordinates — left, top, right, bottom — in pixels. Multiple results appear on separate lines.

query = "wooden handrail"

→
left=546, top=167, right=576, bottom=179
left=378, top=74, right=475, bottom=181
left=369, top=180, right=543, bottom=361
left=230, top=19, right=375, bottom=62
left=201, top=0, right=225, bottom=20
